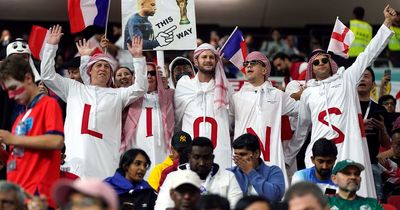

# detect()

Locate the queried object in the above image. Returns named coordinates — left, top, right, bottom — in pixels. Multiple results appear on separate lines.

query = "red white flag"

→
left=28, top=25, right=49, bottom=60
left=327, top=17, right=355, bottom=58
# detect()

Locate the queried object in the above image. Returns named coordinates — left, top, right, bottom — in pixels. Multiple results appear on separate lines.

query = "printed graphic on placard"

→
left=122, top=0, right=197, bottom=50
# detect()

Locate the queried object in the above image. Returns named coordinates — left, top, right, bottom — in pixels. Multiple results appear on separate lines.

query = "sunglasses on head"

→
left=243, top=60, right=266, bottom=67
left=312, top=57, right=329, bottom=66
left=147, top=71, right=157, bottom=76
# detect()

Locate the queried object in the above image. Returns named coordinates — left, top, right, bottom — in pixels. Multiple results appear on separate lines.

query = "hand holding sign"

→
left=156, top=25, right=177, bottom=47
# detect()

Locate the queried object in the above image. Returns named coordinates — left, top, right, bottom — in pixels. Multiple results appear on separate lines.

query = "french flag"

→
left=68, top=0, right=109, bottom=33
left=28, top=25, right=49, bottom=60
left=220, top=27, right=248, bottom=74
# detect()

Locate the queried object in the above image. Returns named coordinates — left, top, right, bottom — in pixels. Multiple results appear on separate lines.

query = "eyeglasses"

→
left=243, top=60, right=266, bottom=67
left=147, top=71, right=157, bottom=77
left=312, top=57, right=329, bottom=66
left=0, top=199, right=16, bottom=208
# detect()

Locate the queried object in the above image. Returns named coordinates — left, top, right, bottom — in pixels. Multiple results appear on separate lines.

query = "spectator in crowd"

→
left=105, top=148, right=157, bottom=210
left=175, top=43, right=233, bottom=169
left=168, top=57, right=195, bottom=88
left=209, top=31, right=220, bottom=48
left=0, top=29, right=11, bottom=59
left=196, top=194, right=230, bottom=210
left=259, top=29, right=285, bottom=58
left=155, top=137, right=242, bottom=210
left=328, top=159, right=384, bottom=210
left=294, top=5, right=397, bottom=197
left=228, top=133, right=285, bottom=202
left=234, top=196, right=270, bottom=210
left=358, top=67, right=391, bottom=198
left=0, top=55, right=64, bottom=209
left=0, top=181, right=26, bottom=210
left=348, top=6, right=373, bottom=66
left=231, top=51, right=298, bottom=184
left=245, top=34, right=255, bottom=53
left=272, top=52, right=307, bottom=86
left=114, top=66, right=135, bottom=88
left=379, top=95, right=397, bottom=113
left=167, top=170, right=202, bottom=210
left=284, top=182, right=329, bottom=210
left=292, top=138, right=338, bottom=194
left=63, top=56, right=83, bottom=83
left=148, top=131, right=192, bottom=191
left=40, top=25, right=147, bottom=179
left=53, top=178, right=118, bottom=210
left=388, top=13, right=400, bottom=67
left=282, top=35, right=303, bottom=57
left=376, top=69, right=392, bottom=100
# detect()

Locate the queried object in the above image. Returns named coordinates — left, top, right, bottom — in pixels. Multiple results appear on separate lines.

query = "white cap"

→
left=171, top=170, right=202, bottom=189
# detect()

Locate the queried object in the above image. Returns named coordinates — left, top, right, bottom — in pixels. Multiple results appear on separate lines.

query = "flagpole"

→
left=103, top=0, right=111, bottom=54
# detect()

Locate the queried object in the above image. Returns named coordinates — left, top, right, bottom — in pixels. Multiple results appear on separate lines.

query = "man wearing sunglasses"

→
left=292, top=5, right=398, bottom=198
left=231, top=51, right=298, bottom=187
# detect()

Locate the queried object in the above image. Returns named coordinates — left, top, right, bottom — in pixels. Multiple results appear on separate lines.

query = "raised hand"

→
left=383, top=5, right=398, bottom=27
left=76, top=39, right=96, bottom=56
left=47, top=25, right=63, bottom=45
left=99, top=35, right=109, bottom=51
left=127, top=36, right=143, bottom=58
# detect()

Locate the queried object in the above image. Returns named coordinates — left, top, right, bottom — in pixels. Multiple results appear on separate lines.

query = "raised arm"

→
left=120, top=36, right=148, bottom=107
left=76, top=38, right=95, bottom=85
left=40, top=25, right=74, bottom=102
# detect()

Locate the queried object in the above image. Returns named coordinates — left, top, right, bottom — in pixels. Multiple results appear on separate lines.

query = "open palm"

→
left=76, top=39, right=96, bottom=56
left=127, top=36, right=143, bottom=58
left=47, top=25, right=63, bottom=45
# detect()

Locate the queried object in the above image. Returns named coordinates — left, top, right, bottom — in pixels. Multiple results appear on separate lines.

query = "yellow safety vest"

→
left=349, top=19, right=372, bottom=57
left=389, top=26, right=400, bottom=51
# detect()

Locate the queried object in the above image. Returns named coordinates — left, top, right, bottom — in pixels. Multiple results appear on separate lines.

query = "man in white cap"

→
left=40, top=25, right=148, bottom=179
left=231, top=51, right=298, bottom=186
left=169, top=57, right=195, bottom=88
left=168, top=170, right=202, bottom=210
left=174, top=43, right=233, bottom=169
left=293, top=5, right=398, bottom=198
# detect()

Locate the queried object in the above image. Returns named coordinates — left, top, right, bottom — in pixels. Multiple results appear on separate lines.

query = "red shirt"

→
left=7, top=95, right=64, bottom=208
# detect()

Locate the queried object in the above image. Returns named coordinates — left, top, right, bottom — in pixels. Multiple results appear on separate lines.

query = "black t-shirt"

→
left=360, top=100, right=389, bottom=164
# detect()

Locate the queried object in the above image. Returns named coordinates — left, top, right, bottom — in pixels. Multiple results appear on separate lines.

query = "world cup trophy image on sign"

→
left=122, top=0, right=197, bottom=50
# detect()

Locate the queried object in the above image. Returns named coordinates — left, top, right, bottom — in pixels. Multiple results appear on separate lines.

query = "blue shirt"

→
left=292, top=166, right=337, bottom=194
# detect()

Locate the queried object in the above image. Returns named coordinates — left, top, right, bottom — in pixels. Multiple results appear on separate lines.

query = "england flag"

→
left=327, top=17, right=355, bottom=58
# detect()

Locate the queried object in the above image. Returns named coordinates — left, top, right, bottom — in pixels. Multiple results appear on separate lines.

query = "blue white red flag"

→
left=220, top=27, right=248, bottom=74
left=68, top=0, right=110, bottom=33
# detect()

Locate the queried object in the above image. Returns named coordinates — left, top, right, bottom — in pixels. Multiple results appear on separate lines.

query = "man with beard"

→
left=292, top=138, right=338, bottom=194
left=328, top=159, right=383, bottom=210
left=272, top=52, right=307, bottom=86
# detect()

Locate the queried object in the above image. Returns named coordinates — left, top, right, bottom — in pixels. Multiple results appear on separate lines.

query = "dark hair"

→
left=353, top=6, right=365, bottom=20
left=312, top=138, right=338, bottom=157
left=197, top=194, right=230, bottom=210
left=235, top=196, right=270, bottom=210
left=190, top=137, right=214, bottom=152
left=118, top=148, right=151, bottom=176
left=232, top=133, right=260, bottom=152
left=273, top=52, right=290, bottom=62
left=379, top=95, right=396, bottom=106
left=284, top=182, right=327, bottom=207
left=0, top=55, right=34, bottom=81
left=364, top=67, right=375, bottom=82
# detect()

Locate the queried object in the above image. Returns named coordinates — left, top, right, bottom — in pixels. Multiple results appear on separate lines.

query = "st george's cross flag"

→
left=327, top=17, right=355, bottom=58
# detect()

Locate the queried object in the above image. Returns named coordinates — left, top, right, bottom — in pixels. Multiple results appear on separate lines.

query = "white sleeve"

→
left=40, top=43, right=74, bottom=102
left=154, top=173, right=175, bottom=210
left=344, top=24, right=394, bottom=85
left=79, top=55, right=90, bottom=85
left=120, top=56, right=148, bottom=107
left=227, top=172, right=243, bottom=209
left=282, top=92, right=299, bottom=117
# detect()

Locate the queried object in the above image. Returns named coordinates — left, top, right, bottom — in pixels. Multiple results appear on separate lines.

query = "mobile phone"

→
left=325, top=188, right=336, bottom=195
left=384, top=69, right=391, bottom=81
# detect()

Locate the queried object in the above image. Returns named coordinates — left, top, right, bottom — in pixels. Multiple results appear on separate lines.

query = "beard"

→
left=317, top=169, right=332, bottom=178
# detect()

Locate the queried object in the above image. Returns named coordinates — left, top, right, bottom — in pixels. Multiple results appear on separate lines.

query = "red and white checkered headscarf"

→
left=194, top=43, right=230, bottom=110
left=87, top=53, right=118, bottom=87
left=306, top=49, right=339, bottom=81
left=245, top=51, right=272, bottom=79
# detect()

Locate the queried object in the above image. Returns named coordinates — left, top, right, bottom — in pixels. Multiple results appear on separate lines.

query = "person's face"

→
left=288, top=194, right=325, bottom=210
left=173, top=64, right=193, bottom=83
left=311, top=156, right=336, bottom=179
left=125, top=153, right=149, bottom=182
left=392, top=133, right=400, bottom=157
left=114, top=68, right=133, bottom=88
left=245, top=201, right=270, bottom=210
left=357, top=70, right=373, bottom=94
left=195, top=50, right=216, bottom=74
left=3, top=76, right=31, bottom=105
left=233, top=148, right=259, bottom=166
left=0, top=191, right=19, bottom=210
left=312, top=55, right=331, bottom=81
left=244, top=60, right=267, bottom=86
left=189, top=146, right=214, bottom=179
left=90, top=60, right=111, bottom=87
left=141, top=0, right=156, bottom=16
left=332, top=166, right=361, bottom=193
left=38, top=81, right=48, bottom=95
left=68, top=68, right=83, bottom=83
left=382, top=98, right=396, bottom=113
left=69, top=193, right=105, bottom=210
left=271, top=30, right=281, bottom=41
left=147, top=64, right=157, bottom=92
left=170, top=184, right=200, bottom=210
left=273, top=58, right=289, bottom=73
